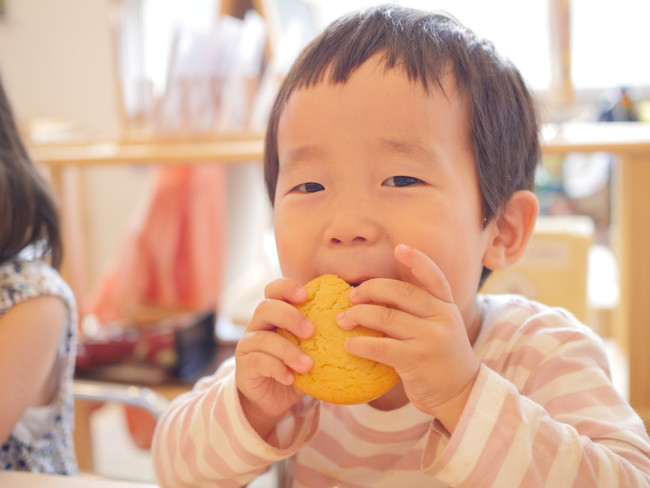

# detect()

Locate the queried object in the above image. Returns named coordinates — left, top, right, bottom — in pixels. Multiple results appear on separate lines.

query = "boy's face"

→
left=273, top=56, right=494, bottom=322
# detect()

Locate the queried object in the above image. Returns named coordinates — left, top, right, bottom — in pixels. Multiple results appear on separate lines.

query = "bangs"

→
left=290, top=6, right=471, bottom=95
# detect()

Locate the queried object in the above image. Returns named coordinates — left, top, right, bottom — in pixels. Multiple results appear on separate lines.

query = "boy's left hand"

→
left=337, top=244, right=480, bottom=429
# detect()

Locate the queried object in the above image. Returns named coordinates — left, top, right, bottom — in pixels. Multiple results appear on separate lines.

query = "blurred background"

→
left=0, top=0, right=649, bottom=483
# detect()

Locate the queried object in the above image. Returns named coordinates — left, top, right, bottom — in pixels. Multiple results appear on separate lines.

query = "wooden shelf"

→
left=28, top=136, right=265, bottom=167
left=541, top=122, right=650, bottom=155
left=27, top=122, right=650, bottom=167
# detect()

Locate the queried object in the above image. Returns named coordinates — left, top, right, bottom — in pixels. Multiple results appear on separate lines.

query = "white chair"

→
left=72, top=379, right=170, bottom=477
left=72, top=380, right=170, bottom=419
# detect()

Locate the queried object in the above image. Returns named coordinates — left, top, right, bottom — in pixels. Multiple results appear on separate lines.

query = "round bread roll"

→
left=278, top=274, right=400, bottom=404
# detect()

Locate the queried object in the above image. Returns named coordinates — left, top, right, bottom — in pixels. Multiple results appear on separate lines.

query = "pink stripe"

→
left=325, top=405, right=430, bottom=444
left=422, top=367, right=492, bottom=472
left=308, top=429, right=422, bottom=471
left=294, top=461, right=429, bottom=487
left=208, top=391, right=269, bottom=472
left=157, top=380, right=267, bottom=484
left=545, top=386, right=622, bottom=418
left=524, top=352, right=600, bottom=397
left=199, top=390, right=244, bottom=479
left=603, top=441, right=650, bottom=481
left=574, top=417, right=631, bottom=440
left=159, top=399, right=202, bottom=487
left=480, top=319, right=523, bottom=342
left=421, top=430, right=443, bottom=467
left=618, top=452, right=650, bottom=485
left=573, top=454, right=598, bottom=486
left=462, top=387, right=521, bottom=485
left=156, top=401, right=188, bottom=487
left=502, top=343, right=547, bottom=370
left=520, top=418, right=563, bottom=484
left=294, top=463, right=369, bottom=488
left=561, top=427, right=650, bottom=486
left=483, top=313, right=586, bottom=348
left=175, top=395, right=209, bottom=484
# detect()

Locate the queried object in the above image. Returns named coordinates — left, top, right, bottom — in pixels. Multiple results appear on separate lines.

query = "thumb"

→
left=394, top=244, right=454, bottom=304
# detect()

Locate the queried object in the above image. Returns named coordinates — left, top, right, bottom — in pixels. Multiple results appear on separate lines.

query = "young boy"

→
left=152, top=6, right=650, bottom=487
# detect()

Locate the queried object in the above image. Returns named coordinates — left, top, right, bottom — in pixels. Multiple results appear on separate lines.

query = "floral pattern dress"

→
left=0, top=259, right=77, bottom=474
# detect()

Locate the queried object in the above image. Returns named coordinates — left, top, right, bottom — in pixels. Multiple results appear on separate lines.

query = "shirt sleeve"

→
left=423, top=328, right=650, bottom=487
left=151, top=356, right=320, bottom=487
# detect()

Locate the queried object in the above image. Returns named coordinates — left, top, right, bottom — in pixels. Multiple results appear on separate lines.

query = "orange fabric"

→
left=124, top=406, right=157, bottom=450
left=85, top=164, right=226, bottom=324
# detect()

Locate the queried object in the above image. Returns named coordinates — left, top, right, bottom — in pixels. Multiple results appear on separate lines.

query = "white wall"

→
left=0, top=0, right=120, bottom=132
left=0, top=0, right=152, bottom=299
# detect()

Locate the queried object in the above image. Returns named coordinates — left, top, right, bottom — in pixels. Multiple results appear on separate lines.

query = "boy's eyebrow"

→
left=280, top=144, right=327, bottom=168
left=280, top=138, right=443, bottom=168
left=375, top=137, right=443, bottom=165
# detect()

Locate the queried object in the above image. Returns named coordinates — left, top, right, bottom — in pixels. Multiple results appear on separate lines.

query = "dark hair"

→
left=264, top=4, right=539, bottom=219
left=0, top=73, right=62, bottom=269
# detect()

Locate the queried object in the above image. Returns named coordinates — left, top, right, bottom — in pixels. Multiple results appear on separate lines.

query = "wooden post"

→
left=614, top=153, right=650, bottom=428
left=548, top=0, right=574, bottom=119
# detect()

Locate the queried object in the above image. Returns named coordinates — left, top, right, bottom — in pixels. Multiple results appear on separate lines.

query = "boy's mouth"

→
left=346, top=277, right=372, bottom=287
left=339, top=275, right=374, bottom=288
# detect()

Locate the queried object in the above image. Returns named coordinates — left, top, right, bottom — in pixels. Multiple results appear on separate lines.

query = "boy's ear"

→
left=482, top=190, right=539, bottom=271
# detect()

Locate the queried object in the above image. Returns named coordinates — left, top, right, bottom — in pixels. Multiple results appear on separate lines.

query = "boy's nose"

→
left=326, top=198, right=381, bottom=246
left=330, top=233, right=368, bottom=245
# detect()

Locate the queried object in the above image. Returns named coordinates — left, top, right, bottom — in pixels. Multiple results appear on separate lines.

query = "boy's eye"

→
left=293, top=182, right=325, bottom=193
left=383, top=176, right=423, bottom=187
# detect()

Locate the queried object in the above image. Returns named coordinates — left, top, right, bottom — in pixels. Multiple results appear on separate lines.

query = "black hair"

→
left=0, top=73, right=62, bottom=268
left=264, top=4, right=539, bottom=216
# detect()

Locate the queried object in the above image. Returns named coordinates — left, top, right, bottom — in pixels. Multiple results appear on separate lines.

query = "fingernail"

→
left=294, top=287, right=307, bottom=302
left=395, top=243, right=412, bottom=254
left=297, top=354, right=312, bottom=371
left=337, top=312, right=352, bottom=330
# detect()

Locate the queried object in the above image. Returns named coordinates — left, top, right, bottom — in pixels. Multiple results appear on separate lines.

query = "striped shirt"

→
left=152, top=294, right=650, bottom=487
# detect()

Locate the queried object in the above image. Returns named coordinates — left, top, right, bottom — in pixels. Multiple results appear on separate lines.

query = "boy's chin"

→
left=368, top=382, right=407, bottom=410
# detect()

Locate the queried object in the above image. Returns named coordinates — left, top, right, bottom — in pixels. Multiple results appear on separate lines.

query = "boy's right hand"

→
left=235, top=278, right=314, bottom=438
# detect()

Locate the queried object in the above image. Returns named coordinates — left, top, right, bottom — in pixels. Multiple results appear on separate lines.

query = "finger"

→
left=344, top=335, right=407, bottom=370
left=247, top=298, right=313, bottom=339
left=237, top=350, right=296, bottom=386
left=394, top=244, right=454, bottom=304
left=238, top=330, right=313, bottom=374
left=264, top=277, right=308, bottom=304
left=338, top=302, right=423, bottom=340
left=350, top=277, right=437, bottom=319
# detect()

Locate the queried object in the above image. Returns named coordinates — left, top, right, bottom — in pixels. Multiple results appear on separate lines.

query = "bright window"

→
left=120, top=0, right=650, bottom=127
left=571, top=0, right=650, bottom=89
left=308, top=0, right=650, bottom=92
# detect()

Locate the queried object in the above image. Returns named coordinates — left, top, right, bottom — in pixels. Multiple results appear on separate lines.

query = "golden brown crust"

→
left=278, top=274, right=399, bottom=404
